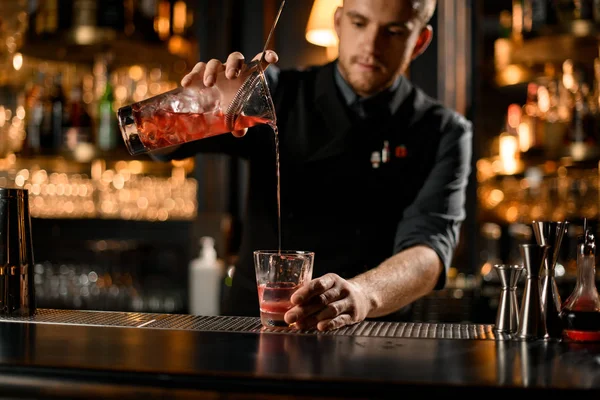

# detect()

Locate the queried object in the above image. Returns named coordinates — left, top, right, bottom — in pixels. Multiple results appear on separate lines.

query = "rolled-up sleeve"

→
left=393, top=114, right=473, bottom=289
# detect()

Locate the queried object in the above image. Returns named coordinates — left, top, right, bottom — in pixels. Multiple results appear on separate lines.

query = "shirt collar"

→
left=333, top=61, right=403, bottom=117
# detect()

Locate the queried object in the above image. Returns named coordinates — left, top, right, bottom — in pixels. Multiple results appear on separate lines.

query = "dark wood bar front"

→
left=0, top=310, right=598, bottom=399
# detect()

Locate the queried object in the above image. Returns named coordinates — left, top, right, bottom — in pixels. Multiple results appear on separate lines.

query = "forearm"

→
left=349, top=245, right=443, bottom=318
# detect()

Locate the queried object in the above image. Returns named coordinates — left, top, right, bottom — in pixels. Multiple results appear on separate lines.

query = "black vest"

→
left=219, top=62, right=463, bottom=317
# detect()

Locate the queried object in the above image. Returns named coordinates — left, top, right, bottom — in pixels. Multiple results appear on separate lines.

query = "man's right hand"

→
left=181, top=50, right=279, bottom=138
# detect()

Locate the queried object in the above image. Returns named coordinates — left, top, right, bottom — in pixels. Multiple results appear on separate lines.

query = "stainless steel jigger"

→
left=531, top=220, right=567, bottom=340
left=493, top=264, right=523, bottom=339
left=515, top=244, right=550, bottom=341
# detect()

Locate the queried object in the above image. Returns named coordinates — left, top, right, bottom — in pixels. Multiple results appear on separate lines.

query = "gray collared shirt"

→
left=333, top=62, right=403, bottom=119
left=264, top=62, right=405, bottom=120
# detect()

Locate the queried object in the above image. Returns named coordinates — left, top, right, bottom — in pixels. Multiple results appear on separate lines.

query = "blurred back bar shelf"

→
left=0, top=0, right=200, bottom=220
left=0, top=155, right=197, bottom=221
left=480, top=0, right=600, bottom=246
left=474, top=0, right=600, bottom=323
left=0, top=0, right=203, bottom=314
left=494, top=0, right=600, bottom=87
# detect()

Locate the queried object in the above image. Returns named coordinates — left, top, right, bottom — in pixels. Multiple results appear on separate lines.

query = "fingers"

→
left=285, top=275, right=342, bottom=326
left=181, top=58, right=226, bottom=88
left=203, top=58, right=225, bottom=86
left=285, top=287, right=340, bottom=325
left=317, top=313, right=354, bottom=332
left=251, top=50, right=279, bottom=70
left=225, top=52, right=245, bottom=79
left=231, top=128, right=248, bottom=138
left=181, top=62, right=206, bottom=87
left=291, top=274, right=336, bottom=305
left=181, top=51, right=278, bottom=88
left=284, top=273, right=368, bottom=331
left=294, top=297, right=349, bottom=330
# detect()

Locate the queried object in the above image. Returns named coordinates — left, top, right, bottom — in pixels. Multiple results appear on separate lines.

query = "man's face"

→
left=334, top=0, right=429, bottom=97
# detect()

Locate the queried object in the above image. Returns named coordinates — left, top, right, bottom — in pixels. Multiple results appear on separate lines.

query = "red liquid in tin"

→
left=258, top=282, right=299, bottom=328
left=132, top=109, right=269, bottom=152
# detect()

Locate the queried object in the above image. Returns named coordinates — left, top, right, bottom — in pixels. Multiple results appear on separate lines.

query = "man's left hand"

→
left=284, top=273, right=373, bottom=331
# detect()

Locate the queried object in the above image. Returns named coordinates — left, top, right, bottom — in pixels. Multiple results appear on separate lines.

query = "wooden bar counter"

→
left=0, top=309, right=598, bottom=399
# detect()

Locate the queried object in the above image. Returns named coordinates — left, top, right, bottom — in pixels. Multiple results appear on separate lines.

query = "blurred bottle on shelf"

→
left=520, top=82, right=543, bottom=151
left=37, top=74, right=51, bottom=152
left=64, top=78, right=94, bottom=161
left=517, top=0, right=550, bottom=38
left=569, top=83, right=596, bottom=145
left=97, top=59, right=118, bottom=152
left=556, top=0, right=595, bottom=23
left=23, top=71, right=46, bottom=156
left=594, top=0, right=600, bottom=23
left=39, top=73, right=61, bottom=153
left=51, top=72, right=67, bottom=152
left=96, top=0, right=125, bottom=31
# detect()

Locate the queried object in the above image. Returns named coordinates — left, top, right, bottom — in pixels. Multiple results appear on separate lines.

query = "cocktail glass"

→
left=254, top=250, right=314, bottom=329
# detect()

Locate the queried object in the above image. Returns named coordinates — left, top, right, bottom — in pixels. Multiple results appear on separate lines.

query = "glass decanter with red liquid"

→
left=559, top=225, right=600, bottom=342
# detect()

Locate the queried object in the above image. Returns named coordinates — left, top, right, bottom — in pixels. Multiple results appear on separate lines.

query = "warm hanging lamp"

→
left=305, top=0, right=342, bottom=60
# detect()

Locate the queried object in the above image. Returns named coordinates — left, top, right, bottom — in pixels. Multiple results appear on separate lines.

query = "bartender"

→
left=156, top=0, right=472, bottom=331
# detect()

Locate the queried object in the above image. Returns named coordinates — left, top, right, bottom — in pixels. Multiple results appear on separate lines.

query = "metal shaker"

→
left=515, top=244, right=549, bottom=341
left=0, top=188, right=36, bottom=316
left=493, top=264, right=523, bottom=339
left=531, top=220, right=568, bottom=340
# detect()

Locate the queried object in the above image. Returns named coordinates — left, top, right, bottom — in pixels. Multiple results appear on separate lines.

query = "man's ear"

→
left=334, top=6, right=343, bottom=38
left=411, top=25, right=433, bottom=60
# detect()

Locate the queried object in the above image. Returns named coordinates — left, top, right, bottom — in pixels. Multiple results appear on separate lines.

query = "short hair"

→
left=341, top=0, right=437, bottom=25
left=416, top=0, right=437, bottom=24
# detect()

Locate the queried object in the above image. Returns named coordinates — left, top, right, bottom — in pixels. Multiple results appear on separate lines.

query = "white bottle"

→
left=189, top=236, right=223, bottom=316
